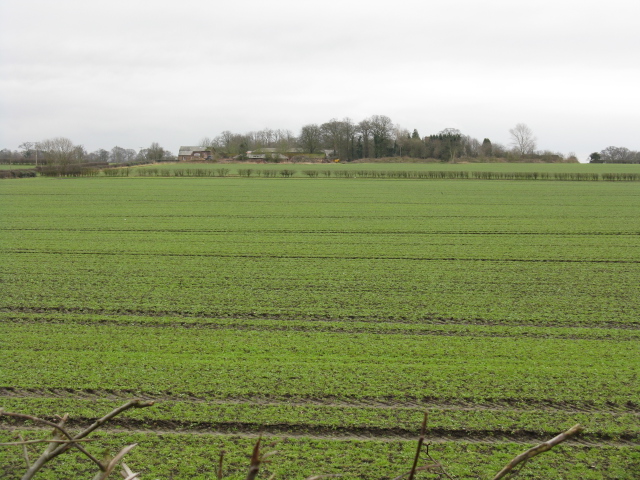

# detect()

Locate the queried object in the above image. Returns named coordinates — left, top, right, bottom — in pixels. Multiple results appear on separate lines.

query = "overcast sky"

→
left=1, top=0, right=639, bottom=161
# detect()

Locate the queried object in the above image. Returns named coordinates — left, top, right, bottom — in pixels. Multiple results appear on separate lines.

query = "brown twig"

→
left=245, top=436, right=262, bottom=480
left=1, top=410, right=104, bottom=470
left=243, top=436, right=280, bottom=480
left=408, top=412, right=428, bottom=480
left=217, top=450, right=226, bottom=480
left=73, top=399, right=155, bottom=441
left=1, top=400, right=155, bottom=480
left=120, top=462, right=141, bottom=480
left=422, top=443, right=454, bottom=480
left=1, top=411, right=70, bottom=437
left=93, top=443, right=138, bottom=480
left=393, top=413, right=453, bottom=480
left=1, top=438, right=95, bottom=446
left=43, top=414, right=68, bottom=457
left=492, top=424, right=583, bottom=480
left=19, top=433, right=30, bottom=470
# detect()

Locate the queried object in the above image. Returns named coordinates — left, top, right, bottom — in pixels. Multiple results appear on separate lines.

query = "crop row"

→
left=5, top=216, right=640, bottom=235
left=2, top=251, right=639, bottom=326
left=6, top=312, right=639, bottom=341
left=2, top=396, right=637, bottom=439
left=3, top=180, right=639, bottom=237
left=2, top=429, right=637, bottom=479
left=1, top=323, right=637, bottom=406
left=5, top=229, right=640, bottom=260
left=4, top=176, right=639, bottom=204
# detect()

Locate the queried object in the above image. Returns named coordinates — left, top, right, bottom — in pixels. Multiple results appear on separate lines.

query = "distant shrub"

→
left=0, top=169, right=37, bottom=179
left=37, top=165, right=99, bottom=177
left=552, top=172, right=599, bottom=181
left=137, top=168, right=158, bottom=177
left=601, top=173, right=640, bottom=181
left=102, top=168, right=130, bottom=177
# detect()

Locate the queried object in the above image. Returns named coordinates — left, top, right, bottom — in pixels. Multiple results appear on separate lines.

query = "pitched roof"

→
left=178, top=146, right=211, bottom=156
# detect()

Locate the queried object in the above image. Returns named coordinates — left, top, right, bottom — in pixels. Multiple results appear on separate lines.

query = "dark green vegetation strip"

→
left=90, top=161, right=640, bottom=182
left=122, top=166, right=640, bottom=181
left=1, top=175, right=639, bottom=478
left=6, top=311, right=640, bottom=336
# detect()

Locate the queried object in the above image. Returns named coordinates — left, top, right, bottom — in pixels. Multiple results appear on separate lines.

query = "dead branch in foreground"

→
left=395, top=413, right=582, bottom=480
left=0, top=400, right=154, bottom=480
left=392, top=413, right=453, bottom=480
left=492, top=424, right=583, bottom=480
left=1, top=403, right=583, bottom=479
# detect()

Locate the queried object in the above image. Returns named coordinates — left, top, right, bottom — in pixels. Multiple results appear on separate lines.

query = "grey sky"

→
left=2, top=0, right=639, bottom=161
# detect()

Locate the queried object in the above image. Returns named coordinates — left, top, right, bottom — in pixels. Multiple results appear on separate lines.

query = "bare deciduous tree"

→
left=298, top=124, right=322, bottom=154
left=357, top=119, right=373, bottom=159
left=39, top=137, right=81, bottom=166
left=110, top=146, right=127, bottom=164
left=599, top=146, right=637, bottom=163
left=18, top=142, right=34, bottom=166
left=146, top=142, right=165, bottom=162
left=509, top=123, right=537, bottom=155
left=339, top=117, right=357, bottom=161
left=319, top=118, right=357, bottom=161
left=369, top=115, right=395, bottom=158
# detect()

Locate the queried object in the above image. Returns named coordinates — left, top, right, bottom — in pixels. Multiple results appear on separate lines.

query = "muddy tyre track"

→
left=2, top=388, right=638, bottom=415
left=3, top=307, right=638, bottom=331
left=1, top=418, right=637, bottom=447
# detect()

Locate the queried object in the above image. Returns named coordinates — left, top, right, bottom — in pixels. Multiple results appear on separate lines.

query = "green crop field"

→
left=1, top=168, right=639, bottom=479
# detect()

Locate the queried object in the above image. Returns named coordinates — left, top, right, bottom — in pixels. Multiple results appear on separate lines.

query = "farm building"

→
left=239, top=148, right=304, bottom=161
left=178, top=146, right=214, bottom=162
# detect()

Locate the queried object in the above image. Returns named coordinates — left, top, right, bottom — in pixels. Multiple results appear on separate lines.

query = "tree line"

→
left=3, top=116, right=638, bottom=166
left=589, top=146, right=640, bottom=164
left=0, top=140, right=174, bottom=166
left=200, top=118, right=575, bottom=162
